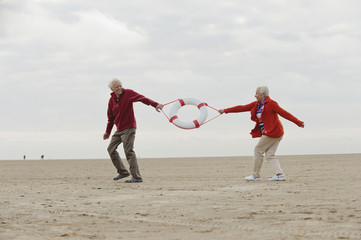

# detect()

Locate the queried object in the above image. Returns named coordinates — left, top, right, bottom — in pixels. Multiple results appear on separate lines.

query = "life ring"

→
left=168, top=98, right=208, bottom=129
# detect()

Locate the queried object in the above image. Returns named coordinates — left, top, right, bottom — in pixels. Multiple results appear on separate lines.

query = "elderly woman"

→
left=219, top=86, right=304, bottom=181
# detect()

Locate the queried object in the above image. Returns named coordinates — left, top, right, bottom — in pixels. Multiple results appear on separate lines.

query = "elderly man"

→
left=103, top=79, right=163, bottom=183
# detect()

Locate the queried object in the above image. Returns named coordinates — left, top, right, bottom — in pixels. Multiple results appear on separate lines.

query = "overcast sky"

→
left=1, top=0, right=360, bottom=160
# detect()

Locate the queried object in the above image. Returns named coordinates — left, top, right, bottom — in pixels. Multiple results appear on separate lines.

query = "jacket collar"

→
left=110, top=89, right=124, bottom=99
left=262, top=96, right=270, bottom=104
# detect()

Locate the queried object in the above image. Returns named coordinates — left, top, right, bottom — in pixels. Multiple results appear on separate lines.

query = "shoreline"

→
left=1, top=152, right=360, bottom=162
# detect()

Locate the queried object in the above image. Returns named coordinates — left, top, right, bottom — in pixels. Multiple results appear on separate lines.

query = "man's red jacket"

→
left=106, top=89, right=159, bottom=134
left=224, top=96, right=303, bottom=138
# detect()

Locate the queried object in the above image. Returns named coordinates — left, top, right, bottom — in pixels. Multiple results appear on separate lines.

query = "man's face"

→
left=112, top=82, right=123, bottom=96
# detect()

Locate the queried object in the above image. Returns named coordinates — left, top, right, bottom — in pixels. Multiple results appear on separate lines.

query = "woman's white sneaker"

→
left=245, top=175, right=261, bottom=181
left=269, top=174, right=286, bottom=181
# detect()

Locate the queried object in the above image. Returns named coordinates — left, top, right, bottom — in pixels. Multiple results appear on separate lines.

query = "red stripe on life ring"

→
left=193, top=120, right=200, bottom=128
left=169, top=115, right=178, bottom=123
left=178, top=99, right=185, bottom=106
left=197, top=102, right=208, bottom=109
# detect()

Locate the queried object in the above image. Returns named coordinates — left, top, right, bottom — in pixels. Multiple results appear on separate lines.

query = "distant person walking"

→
left=23, top=155, right=26, bottom=160
left=218, top=86, right=304, bottom=181
left=103, top=79, right=163, bottom=183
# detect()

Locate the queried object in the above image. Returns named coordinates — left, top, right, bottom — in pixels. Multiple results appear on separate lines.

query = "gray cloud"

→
left=1, top=0, right=360, bottom=159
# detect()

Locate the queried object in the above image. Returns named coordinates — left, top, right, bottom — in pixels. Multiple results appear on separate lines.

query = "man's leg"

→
left=121, top=128, right=142, bottom=180
left=107, top=131, right=129, bottom=175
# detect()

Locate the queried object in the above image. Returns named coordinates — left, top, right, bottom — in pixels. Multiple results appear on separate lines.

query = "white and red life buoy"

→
left=168, top=98, right=208, bottom=129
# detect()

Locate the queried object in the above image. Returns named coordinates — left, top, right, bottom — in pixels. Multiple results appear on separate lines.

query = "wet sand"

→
left=1, top=154, right=360, bottom=239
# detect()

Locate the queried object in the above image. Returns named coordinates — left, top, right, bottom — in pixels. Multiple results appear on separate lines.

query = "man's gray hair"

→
left=257, top=86, right=269, bottom=96
left=108, top=78, right=122, bottom=90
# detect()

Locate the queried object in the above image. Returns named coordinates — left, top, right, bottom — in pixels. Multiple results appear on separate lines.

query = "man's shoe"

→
left=245, top=175, right=261, bottom=181
left=269, top=174, right=286, bottom=181
left=113, top=173, right=130, bottom=181
left=125, top=177, right=143, bottom=183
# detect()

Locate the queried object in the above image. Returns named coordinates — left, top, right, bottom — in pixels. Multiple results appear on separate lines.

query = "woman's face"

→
left=255, top=89, right=266, bottom=102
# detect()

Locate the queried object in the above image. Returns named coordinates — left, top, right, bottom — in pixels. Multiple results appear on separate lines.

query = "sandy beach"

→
left=1, top=154, right=360, bottom=240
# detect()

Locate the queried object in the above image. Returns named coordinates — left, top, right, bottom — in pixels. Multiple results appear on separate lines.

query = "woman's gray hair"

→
left=257, top=86, right=269, bottom=96
left=108, top=78, right=122, bottom=90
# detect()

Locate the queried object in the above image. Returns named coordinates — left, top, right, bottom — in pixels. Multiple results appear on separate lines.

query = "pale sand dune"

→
left=1, top=154, right=361, bottom=240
